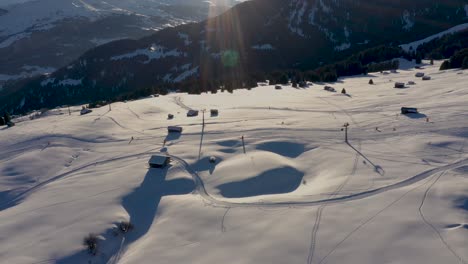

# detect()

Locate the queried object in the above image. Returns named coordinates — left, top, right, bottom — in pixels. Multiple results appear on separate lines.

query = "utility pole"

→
left=241, top=135, right=246, bottom=154
left=68, top=106, right=71, bottom=115
left=109, top=102, right=112, bottom=111
left=343, top=122, right=350, bottom=142
left=202, top=109, right=206, bottom=127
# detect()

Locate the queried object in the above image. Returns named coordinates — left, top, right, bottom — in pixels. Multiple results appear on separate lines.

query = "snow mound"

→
left=255, top=141, right=308, bottom=158
left=217, top=166, right=304, bottom=198
left=211, top=151, right=304, bottom=198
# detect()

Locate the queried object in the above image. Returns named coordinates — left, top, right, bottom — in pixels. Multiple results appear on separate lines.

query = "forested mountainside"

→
left=1, top=0, right=468, bottom=114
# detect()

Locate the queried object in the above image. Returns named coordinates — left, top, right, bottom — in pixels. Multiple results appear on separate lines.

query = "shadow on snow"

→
left=217, top=167, right=304, bottom=198
left=57, top=166, right=194, bottom=264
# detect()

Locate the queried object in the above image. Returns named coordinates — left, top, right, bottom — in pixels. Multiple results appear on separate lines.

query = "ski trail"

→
left=221, top=207, right=231, bottom=233
left=307, top=140, right=361, bottom=264
left=317, top=175, right=434, bottom=264
left=306, top=97, right=363, bottom=264
left=307, top=205, right=324, bottom=264
left=173, top=96, right=192, bottom=111
left=418, top=171, right=466, bottom=264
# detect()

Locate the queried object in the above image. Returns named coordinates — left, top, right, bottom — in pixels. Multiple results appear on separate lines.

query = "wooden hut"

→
left=168, top=126, right=183, bottom=133
left=394, top=82, right=405, bottom=88
left=187, top=110, right=199, bottom=117
left=401, top=107, right=419, bottom=114
left=149, top=154, right=171, bottom=168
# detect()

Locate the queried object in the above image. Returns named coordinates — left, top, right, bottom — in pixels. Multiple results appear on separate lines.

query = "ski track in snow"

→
left=5, top=148, right=465, bottom=212
left=417, top=172, right=467, bottom=264
left=307, top=96, right=364, bottom=264
left=174, top=96, right=193, bottom=111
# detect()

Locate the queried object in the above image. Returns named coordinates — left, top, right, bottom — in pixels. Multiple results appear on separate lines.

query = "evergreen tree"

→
left=292, top=80, right=298, bottom=88
left=462, top=57, right=468, bottom=69
left=369, top=79, right=374, bottom=85
left=415, top=55, right=422, bottom=64
left=279, top=73, right=289, bottom=85
left=341, top=88, right=347, bottom=94
left=0, top=117, right=4, bottom=126
left=3, top=112, right=11, bottom=123
left=439, top=60, right=450, bottom=70
left=322, top=72, right=338, bottom=82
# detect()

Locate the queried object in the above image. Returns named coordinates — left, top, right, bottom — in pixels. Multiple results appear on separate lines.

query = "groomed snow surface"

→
left=0, top=60, right=467, bottom=264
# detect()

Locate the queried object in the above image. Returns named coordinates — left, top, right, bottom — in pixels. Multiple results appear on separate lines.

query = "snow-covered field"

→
left=0, top=60, right=467, bottom=264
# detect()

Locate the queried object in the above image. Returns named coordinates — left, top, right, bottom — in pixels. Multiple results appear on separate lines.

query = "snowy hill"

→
left=401, top=23, right=468, bottom=52
left=0, top=60, right=467, bottom=264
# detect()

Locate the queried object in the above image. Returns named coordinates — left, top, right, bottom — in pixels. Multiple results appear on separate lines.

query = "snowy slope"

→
left=0, top=0, right=242, bottom=83
left=0, top=60, right=467, bottom=264
left=0, top=0, right=238, bottom=44
left=401, top=23, right=468, bottom=52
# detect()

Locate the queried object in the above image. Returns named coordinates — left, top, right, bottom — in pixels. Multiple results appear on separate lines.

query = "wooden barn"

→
left=80, top=106, right=92, bottom=115
left=394, top=82, right=405, bottom=88
left=187, top=110, right=199, bottom=117
left=415, top=72, right=425, bottom=77
left=149, top=154, right=171, bottom=168
left=168, top=126, right=183, bottom=133
left=401, top=107, right=419, bottom=114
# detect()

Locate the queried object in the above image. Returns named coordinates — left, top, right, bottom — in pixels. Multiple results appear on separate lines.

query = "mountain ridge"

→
left=0, top=0, right=238, bottom=82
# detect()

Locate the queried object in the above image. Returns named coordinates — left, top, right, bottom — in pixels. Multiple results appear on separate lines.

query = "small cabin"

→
left=422, top=76, right=431, bottom=81
left=210, top=109, right=219, bottom=116
left=80, top=106, right=92, bottom=115
left=168, top=126, right=183, bottom=133
left=149, top=154, right=170, bottom=168
left=275, top=85, right=282, bottom=90
left=415, top=72, right=425, bottom=77
left=401, top=107, right=419, bottom=114
left=187, top=109, right=199, bottom=117
left=394, top=82, right=405, bottom=88
left=324, top=86, right=336, bottom=92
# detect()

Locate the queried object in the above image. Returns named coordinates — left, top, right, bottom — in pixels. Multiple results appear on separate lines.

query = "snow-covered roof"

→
left=168, top=126, right=182, bottom=132
left=149, top=154, right=170, bottom=165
